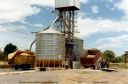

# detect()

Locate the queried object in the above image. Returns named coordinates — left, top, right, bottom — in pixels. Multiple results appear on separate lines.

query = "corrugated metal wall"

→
left=74, top=37, right=83, bottom=61
left=36, top=29, right=65, bottom=60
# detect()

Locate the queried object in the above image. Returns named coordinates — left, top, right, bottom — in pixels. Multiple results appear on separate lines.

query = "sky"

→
left=0, top=0, right=128, bottom=56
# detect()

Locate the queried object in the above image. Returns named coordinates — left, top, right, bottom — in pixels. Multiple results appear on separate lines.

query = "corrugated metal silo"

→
left=36, top=28, right=65, bottom=60
left=74, top=37, right=83, bottom=61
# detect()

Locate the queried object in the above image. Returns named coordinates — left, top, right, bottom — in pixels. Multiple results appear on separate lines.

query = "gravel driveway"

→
left=0, top=69, right=128, bottom=84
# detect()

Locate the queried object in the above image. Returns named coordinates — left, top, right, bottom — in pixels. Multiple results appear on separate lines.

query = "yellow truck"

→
left=8, top=50, right=35, bottom=70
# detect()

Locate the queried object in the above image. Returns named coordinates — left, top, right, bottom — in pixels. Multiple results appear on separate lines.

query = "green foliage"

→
left=0, top=51, right=7, bottom=61
left=112, top=56, right=123, bottom=63
left=4, top=43, right=18, bottom=55
left=102, top=50, right=128, bottom=63
left=120, top=54, right=127, bottom=63
left=124, top=51, right=128, bottom=65
left=124, top=51, right=128, bottom=59
left=102, top=50, right=116, bottom=62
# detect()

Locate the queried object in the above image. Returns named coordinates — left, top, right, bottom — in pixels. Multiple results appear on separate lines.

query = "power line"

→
left=7, top=29, right=32, bottom=36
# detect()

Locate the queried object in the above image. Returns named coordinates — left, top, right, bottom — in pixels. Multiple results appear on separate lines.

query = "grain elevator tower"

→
left=53, top=0, right=80, bottom=68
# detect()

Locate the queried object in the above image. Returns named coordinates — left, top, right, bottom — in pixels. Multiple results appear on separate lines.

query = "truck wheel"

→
left=14, top=65, right=18, bottom=70
left=27, top=64, right=31, bottom=70
left=22, top=67, right=26, bottom=70
left=84, top=66, right=89, bottom=68
left=27, top=67, right=29, bottom=70
left=92, top=66, right=95, bottom=69
left=22, top=64, right=26, bottom=70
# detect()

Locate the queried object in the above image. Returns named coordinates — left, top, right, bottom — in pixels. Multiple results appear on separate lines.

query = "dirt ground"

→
left=0, top=68, right=128, bottom=84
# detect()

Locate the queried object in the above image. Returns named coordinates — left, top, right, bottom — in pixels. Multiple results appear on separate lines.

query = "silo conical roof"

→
left=39, top=28, right=62, bottom=34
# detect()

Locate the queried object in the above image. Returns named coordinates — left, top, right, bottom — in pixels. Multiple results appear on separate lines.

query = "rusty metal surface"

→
left=80, top=50, right=101, bottom=66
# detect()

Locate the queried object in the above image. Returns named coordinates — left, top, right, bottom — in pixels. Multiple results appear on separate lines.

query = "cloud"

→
left=78, top=12, right=87, bottom=18
left=0, top=30, right=34, bottom=51
left=80, top=0, right=88, bottom=4
left=0, top=23, right=35, bottom=51
left=0, top=0, right=87, bottom=24
left=0, top=0, right=55, bottom=24
left=21, top=21, right=43, bottom=27
left=75, top=12, right=128, bottom=38
left=0, top=24, right=26, bottom=31
left=91, top=6, right=99, bottom=14
left=96, top=34, right=128, bottom=49
left=26, top=0, right=54, bottom=7
left=115, top=0, right=128, bottom=19
left=105, top=4, right=110, bottom=8
left=109, top=0, right=113, bottom=3
left=105, top=4, right=115, bottom=11
left=34, top=24, right=43, bottom=27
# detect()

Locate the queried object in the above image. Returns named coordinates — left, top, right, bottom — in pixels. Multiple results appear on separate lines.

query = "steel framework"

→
left=50, top=8, right=78, bottom=68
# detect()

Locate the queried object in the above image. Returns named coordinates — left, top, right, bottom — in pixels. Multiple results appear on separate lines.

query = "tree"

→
left=4, top=43, right=18, bottom=55
left=112, top=56, right=123, bottom=63
left=0, top=51, right=7, bottom=61
left=124, top=51, right=128, bottom=65
left=102, top=50, right=116, bottom=62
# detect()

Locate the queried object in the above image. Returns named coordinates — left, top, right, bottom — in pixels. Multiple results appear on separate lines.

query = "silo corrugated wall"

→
left=36, top=28, right=65, bottom=60
left=74, top=37, right=83, bottom=61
